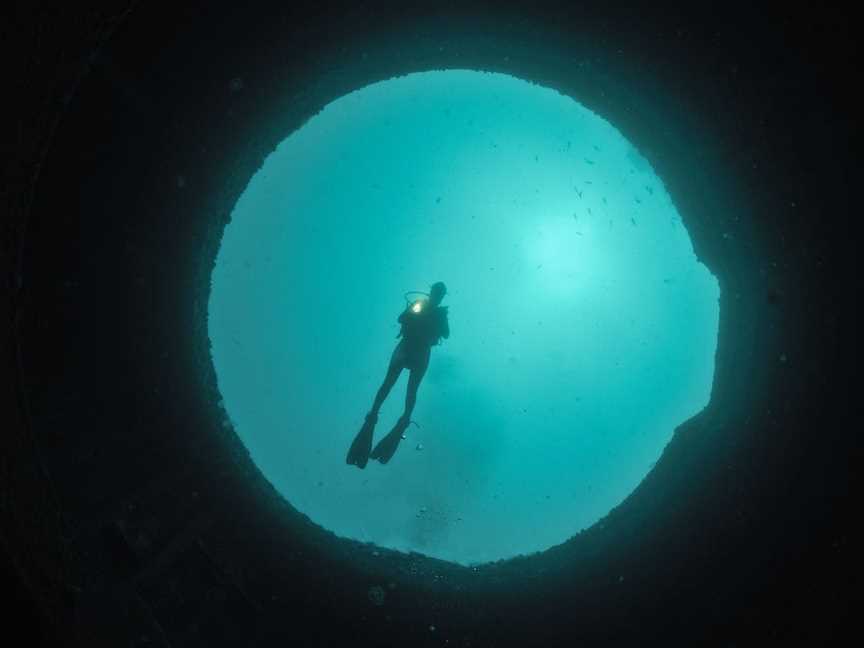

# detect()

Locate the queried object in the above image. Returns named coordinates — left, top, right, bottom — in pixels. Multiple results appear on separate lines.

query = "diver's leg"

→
left=371, top=344, right=405, bottom=415
left=403, top=347, right=430, bottom=419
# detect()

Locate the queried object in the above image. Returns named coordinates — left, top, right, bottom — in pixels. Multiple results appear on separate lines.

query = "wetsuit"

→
left=371, top=300, right=449, bottom=417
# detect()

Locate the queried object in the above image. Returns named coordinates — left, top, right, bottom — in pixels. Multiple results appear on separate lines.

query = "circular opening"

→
left=208, top=69, right=719, bottom=565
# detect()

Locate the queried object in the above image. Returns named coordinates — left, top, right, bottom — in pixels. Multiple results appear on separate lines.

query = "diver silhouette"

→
left=346, top=281, right=450, bottom=468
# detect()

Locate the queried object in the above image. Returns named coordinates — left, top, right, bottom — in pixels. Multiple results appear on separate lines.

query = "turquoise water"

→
left=208, top=70, right=719, bottom=565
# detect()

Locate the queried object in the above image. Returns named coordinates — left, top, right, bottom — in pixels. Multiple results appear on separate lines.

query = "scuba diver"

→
left=346, top=281, right=450, bottom=468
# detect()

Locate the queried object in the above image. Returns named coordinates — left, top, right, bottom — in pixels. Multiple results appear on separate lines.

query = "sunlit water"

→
left=208, top=70, right=719, bottom=565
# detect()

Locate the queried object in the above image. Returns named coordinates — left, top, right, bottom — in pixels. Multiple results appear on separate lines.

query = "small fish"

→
left=584, top=158, right=595, bottom=165
left=585, top=180, right=593, bottom=184
left=646, top=186, right=654, bottom=195
left=602, top=197, right=607, bottom=204
left=635, top=197, right=642, bottom=204
left=588, top=207, right=592, bottom=215
left=593, top=145, right=600, bottom=151
left=631, top=217, right=637, bottom=226
left=575, top=231, right=583, bottom=236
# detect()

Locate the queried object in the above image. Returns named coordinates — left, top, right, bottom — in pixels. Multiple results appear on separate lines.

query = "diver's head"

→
left=429, top=281, right=447, bottom=305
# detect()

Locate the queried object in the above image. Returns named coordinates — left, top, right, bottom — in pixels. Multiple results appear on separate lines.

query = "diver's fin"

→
left=369, top=415, right=410, bottom=465
left=346, top=412, right=378, bottom=469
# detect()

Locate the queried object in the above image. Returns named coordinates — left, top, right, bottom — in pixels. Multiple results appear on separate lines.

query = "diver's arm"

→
left=395, top=307, right=408, bottom=339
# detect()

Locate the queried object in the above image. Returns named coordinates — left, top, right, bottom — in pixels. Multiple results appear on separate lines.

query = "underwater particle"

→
left=367, top=585, right=386, bottom=606
left=780, top=353, right=787, bottom=363
left=401, top=433, right=407, bottom=440
left=646, top=185, right=654, bottom=195
left=436, top=196, right=441, bottom=203
left=631, top=217, right=637, bottom=226
left=176, top=175, right=186, bottom=189
left=229, top=77, right=244, bottom=92
left=635, top=197, right=642, bottom=204
left=584, top=158, right=595, bottom=165
left=575, top=188, right=583, bottom=198
left=416, top=443, right=424, bottom=451
left=430, top=625, right=436, bottom=632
